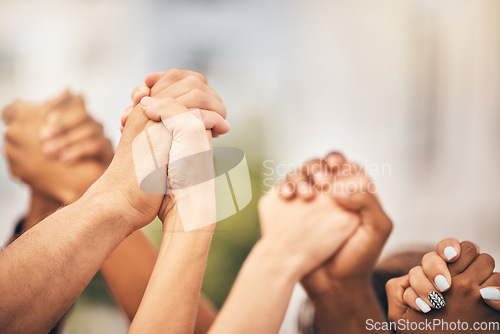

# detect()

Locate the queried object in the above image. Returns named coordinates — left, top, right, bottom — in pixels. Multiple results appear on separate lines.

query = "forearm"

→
left=209, top=239, right=302, bottom=334
left=311, top=280, right=389, bottom=334
left=100, top=229, right=217, bottom=330
left=100, top=230, right=158, bottom=321
left=128, top=209, right=214, bottom=334
left=23, top=191, right=62, bottom=232
left=0, top=190, right=134, bottom=334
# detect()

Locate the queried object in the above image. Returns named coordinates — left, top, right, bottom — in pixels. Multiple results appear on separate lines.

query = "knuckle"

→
left=460, top=241, right=478, bottom=258
left=408, top=266, right=422, bottom=279
left=165, top=68, right=184, bottom=81
left=190, top=88, right=208, bottom=104
left=422, top=252, right=438, bottom=265
left=185, top=75, right=204, bottom=88
left=479, top=253, right=496, bottom=269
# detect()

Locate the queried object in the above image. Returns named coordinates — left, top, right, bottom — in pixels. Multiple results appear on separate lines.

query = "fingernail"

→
left=140, top=96, right=154, bottom=106
left=480, top=287, right=500, bottom=301
left=428, top=291, right=446, bottom=309
left=444, top=246, right=458, bottom=260
left=435, top=275, right=450, bottom=292
left=415, top=297, right=431, bottom=313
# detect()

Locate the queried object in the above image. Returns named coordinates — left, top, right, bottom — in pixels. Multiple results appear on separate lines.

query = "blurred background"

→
left=0, top=0, right=499, bottom=332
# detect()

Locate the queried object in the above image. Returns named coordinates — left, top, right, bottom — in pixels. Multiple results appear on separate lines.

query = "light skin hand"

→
left=120, top=69, right=228, bottom=137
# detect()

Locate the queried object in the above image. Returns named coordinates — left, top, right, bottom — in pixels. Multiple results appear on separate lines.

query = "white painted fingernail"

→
left=480, top=287, right=500, bottom=301
left=435, top=275, right=450, bottom=292
left=444, top=246, right=458, bottom=260
left=415, top=297, right=431, bottom=313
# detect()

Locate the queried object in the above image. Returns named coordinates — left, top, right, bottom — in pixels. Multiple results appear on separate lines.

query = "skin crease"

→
left=387, top=240, right=500, bottom=334
left=278, top=153, right=393, bottom=334
left=0, top=70, right=227, bottom=333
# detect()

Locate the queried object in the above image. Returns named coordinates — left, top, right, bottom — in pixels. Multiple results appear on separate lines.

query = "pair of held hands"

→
left=259, top=152, right=393, bottom=295
left=2, top=90, right=113, bottom=204
left=387, top=238, right=500, bottom=333
left=2, top=69, right=230, bottom=230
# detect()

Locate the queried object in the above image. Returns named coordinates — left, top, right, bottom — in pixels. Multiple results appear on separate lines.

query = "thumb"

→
left=386, top=275, right=410, bottom=322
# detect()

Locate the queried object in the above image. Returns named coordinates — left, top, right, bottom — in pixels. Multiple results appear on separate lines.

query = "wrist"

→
left=80, top=181, right=139, bottom=236
left=252, top=237, right=306, bottom=283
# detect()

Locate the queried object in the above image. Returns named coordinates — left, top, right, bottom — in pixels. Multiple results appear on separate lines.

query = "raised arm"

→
left=0, top=93, right=166, bottom=334
left=209, top=183, right=360, bottom=333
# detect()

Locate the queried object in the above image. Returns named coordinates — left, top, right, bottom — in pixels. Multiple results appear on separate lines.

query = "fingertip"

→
left=145, top=72, right=162, bottom=88
left=324, top=151, right=346, bottom=171
left=437, top=238, right=461, bottom=262
left=277, top=181, right=295, bottom=200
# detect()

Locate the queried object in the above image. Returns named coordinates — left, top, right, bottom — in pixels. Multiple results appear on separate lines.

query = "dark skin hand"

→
left=387, top=241, right=500, bottom=334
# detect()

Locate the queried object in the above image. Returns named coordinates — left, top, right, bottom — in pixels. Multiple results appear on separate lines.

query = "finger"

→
left=141, top=97, right=189, bottom=123
left=41, top=102, right=89, bottom=139
left=408, top=266, right=446, bottom=309
left=421, top=252, right=452, bottom=292
left=480, top=286, right=500, bottom=311
left=459, top=253, right=495, bottom=285
left=324, top=151, right=347, bottom=172
left=131, top=85, right=150, bottom=106
left=145, top=69, right=208, bottom=91
left=448, top=241, right=480, bottom=276
left=44, top=89, right=72, bottom=110
left=302, top=159, right=332, bottom=191
left=2, top=100, right=29, bottom=124
left=120, top=105, right=134, bottom=128
left=59, top=139, right=105, bottom=165
left=157, top=76, right=223, bottom=103
left=296, top=181, right=315, bottom=201
left=176, top=89, right=227, bottom=119
left=286, top=168, right=308, bottom=184
left=197, top=109, right=230, bottom=136
left=436, top=238, right=461, bottom=262
left=403, top=287, right=431, bottom=313
left=276, top=181, right=296, bottom=200
left=41, top=122, right=102, bottom=157
left=480, top=273, right=500, bottom=311
left=386, top=275, right=411, bottom=321
left=332, top=177, right=392, bottom=241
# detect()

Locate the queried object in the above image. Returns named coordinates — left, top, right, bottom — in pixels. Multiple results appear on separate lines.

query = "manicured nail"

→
left=415, top=297, right=431, bottom=313
left=428, top=291, right=446, bottom=309
left=435, top=275, right=450, bottom=292
left=480, top=287, right=500, bottom=301
left=444, top=246, right=458, bottom=261
left=140, top=96, right=154, bottom=106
